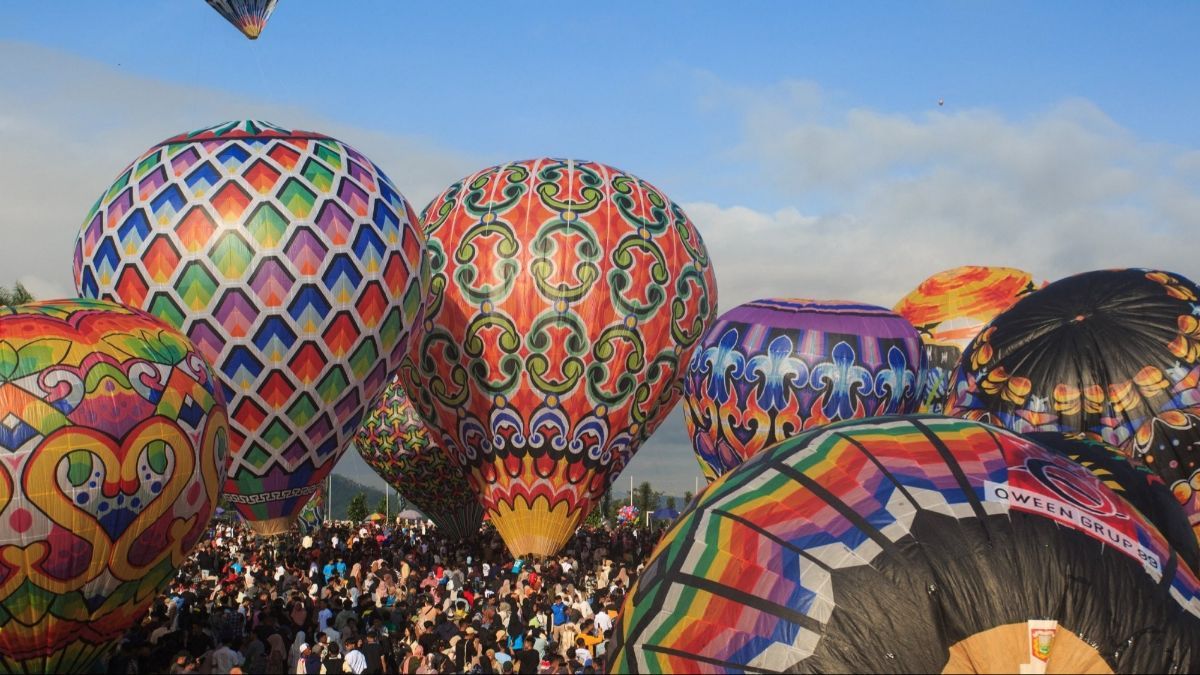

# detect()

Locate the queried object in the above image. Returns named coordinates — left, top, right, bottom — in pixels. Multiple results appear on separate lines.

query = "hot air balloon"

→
left=354, top=376, right=483, bottom=539
left=946, top=269, right=1200, bottom=540
left=894, top=266, right=1042, bottom=413
left=0, top=299, right=228, bottom=673
left=74, top=120, right=428, bottom=535
left=205, top=0, right=278, bottom=40
left=683, top=298, right=923, bottom=482
left=1026, top=431, right=1199, bottom=572
left=400, top=158, right=717, bottom=557
left=609, top=416, right=1200, bottom=674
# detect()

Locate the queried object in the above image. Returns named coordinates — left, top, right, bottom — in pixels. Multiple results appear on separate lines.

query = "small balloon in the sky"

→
left=938, top=97, right=945, bottom=106
left=205, top=0, right=278, bottom=40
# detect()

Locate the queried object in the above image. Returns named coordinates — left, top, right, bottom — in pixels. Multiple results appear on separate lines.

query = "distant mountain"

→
left=325, top=473, right=412, bottom=520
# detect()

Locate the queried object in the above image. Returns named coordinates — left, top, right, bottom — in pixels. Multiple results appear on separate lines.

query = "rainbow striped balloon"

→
left=610, top=415, right=1200, bottom=673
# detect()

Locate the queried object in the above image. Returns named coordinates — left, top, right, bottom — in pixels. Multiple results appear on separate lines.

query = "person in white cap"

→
left=294, top=643, right=311, bottom=674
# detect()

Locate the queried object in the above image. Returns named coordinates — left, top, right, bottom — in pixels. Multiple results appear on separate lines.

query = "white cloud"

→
left=0, top=41, right=479, bottom=297
left=685, top=78, right=1200, bottom=312
left=7, top=46, right=1200, bottom=499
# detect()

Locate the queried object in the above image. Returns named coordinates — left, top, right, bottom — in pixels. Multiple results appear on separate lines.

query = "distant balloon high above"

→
left=354, top=376, right=483, bottom=539
left=205, top=0, right=279, bottom=39
left=74, top=120, right=428, bottom=534
left=683, top=298, right=923, bottom=481
left=0, top=300, right=228, bottom=673
left=947, top=269, right=1200, bottom=540
left=895, top=266, right=1043, bottom=412
left=402, top=158, right=717, bottom=557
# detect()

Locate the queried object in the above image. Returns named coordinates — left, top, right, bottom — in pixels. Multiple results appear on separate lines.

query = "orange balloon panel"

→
left=895, top=266, right=1043, bottom=413
left=401, top=159, right=717, bottom=556
left=895, top=266, right=1042, bottom=349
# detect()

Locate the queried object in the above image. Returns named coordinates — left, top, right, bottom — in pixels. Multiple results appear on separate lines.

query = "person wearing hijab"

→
left=289, top=631, right=307, bottom=674
left=266, top=633, right=288, bottom=674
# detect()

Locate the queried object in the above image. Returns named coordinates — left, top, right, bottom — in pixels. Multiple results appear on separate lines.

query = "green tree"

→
left=0, top=283, right=33, bottom=307
left=683, top=490, right=694, bottom=505
left=584, top=501, right=606, bottom=528
left=347, top=492, right=369, bottom=523
left=375, top=494, right=388, bottom=518
left=634, top=481, right=658, bottom=520
left=666, top=495, right=677, bottom=511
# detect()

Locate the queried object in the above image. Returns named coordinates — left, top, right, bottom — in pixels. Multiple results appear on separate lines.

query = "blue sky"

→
left=3, top=1, right=1200, bottom=496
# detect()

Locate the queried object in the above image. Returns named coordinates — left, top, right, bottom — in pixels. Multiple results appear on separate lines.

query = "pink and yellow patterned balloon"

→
left=0, top=299, right=228, bottom=673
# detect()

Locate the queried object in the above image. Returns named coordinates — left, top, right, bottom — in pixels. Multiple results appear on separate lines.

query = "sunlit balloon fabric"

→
left=73, top=120, right=427, bottom=534
left=205, top=0, right=278, bottom=39
left=402, top=158, right=717, bottom=557
left=683, top=298, right=922, bottom=482
left=354, top=376, right=482, bottom=539
left=894, top=265, right=1042, bottom=413
left=609, top=416, right=1200, bottom=674
left=0, top=300, right=228, bottom=673
left=946, top=269, right=1200, bottom=539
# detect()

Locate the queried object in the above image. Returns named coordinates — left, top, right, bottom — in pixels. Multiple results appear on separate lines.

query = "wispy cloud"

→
left=686, top=76, right=1200, bottom=312
left=6, top=45, right=1200, bottom=497
left=0, top=41, right=479, bottom=299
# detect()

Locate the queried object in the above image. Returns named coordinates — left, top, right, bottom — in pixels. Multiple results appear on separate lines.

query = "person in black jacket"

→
left=321, top=642, right=344, bottom=675
left=360, top=631, right=385, bottom=674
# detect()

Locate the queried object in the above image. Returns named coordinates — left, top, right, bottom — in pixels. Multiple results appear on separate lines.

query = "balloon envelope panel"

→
left=354, top=376, right=482, bottom=539
left=74, top=120, right=427, bottom=533
left=403, top=158, right=717, bottom=556
left=609, top=416, right=1200, bottom=674
left=0, top=299, right=228, bottom=673
left=946, top=269, right=1200, bottom=539
left=683, top=298, right=923, bottom=481
left=894, top=266, right=1042, bottom=413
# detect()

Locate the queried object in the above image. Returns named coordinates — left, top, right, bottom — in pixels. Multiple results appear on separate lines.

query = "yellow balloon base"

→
left=245, top=515, right=295, bottom=537
left=491, top=496, right=586, bottom=558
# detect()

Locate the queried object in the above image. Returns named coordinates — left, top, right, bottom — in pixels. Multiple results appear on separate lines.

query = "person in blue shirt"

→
left=551, top=597, right=567, bottom=627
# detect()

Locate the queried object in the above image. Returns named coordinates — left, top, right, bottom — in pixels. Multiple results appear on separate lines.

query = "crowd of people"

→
left=105, top=514, right=664, bottom=674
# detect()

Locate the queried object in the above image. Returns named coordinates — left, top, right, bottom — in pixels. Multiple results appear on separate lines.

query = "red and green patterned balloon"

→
left=401, top=158, right=717, bottom=557
left=354, top=376, right=482, bottom=539
left=0, top=299, right=227, bottom=673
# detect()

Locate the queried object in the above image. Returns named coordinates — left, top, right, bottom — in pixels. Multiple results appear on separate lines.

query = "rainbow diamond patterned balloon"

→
left=74, top=120, right=428, bottom=534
